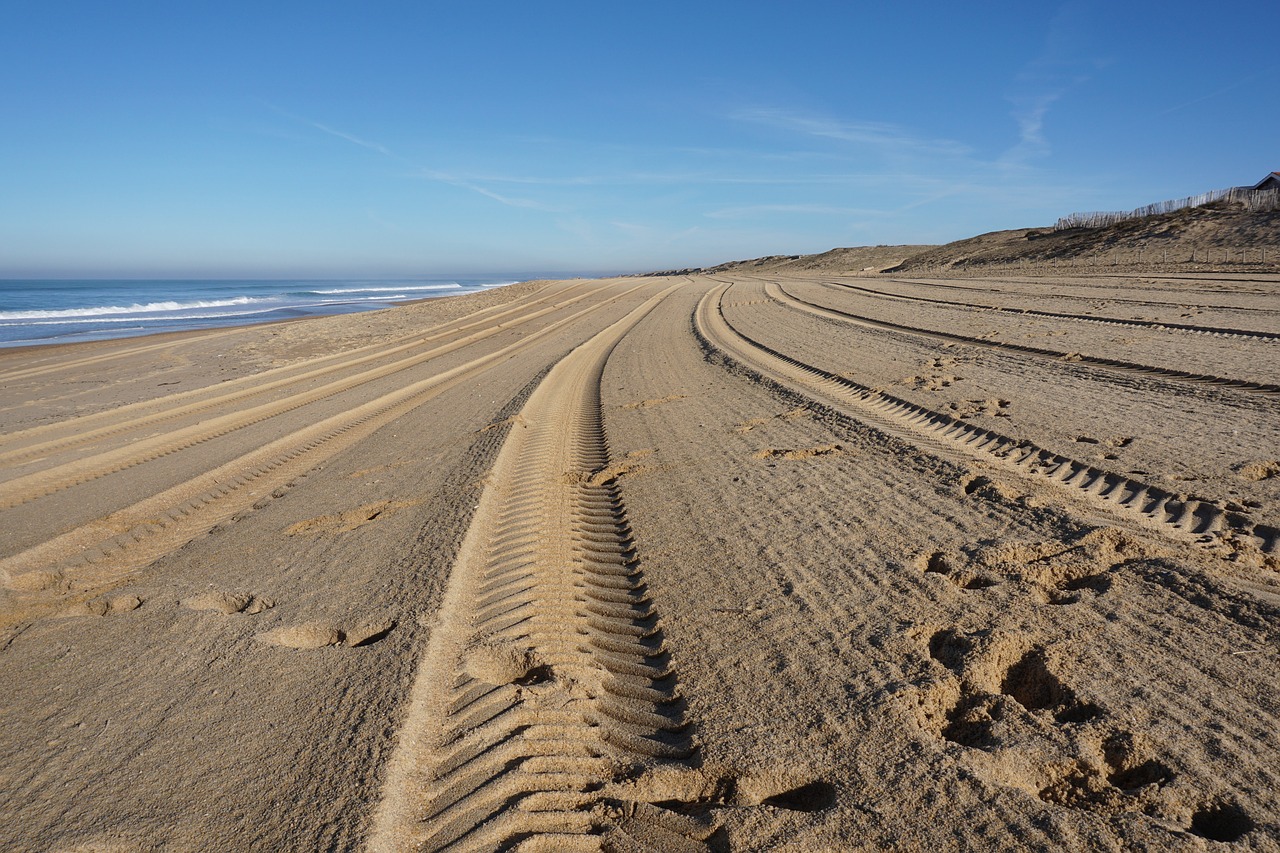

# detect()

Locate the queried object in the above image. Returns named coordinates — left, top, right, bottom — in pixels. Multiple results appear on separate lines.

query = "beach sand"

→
left=1, top=272, right=1278, bottom=851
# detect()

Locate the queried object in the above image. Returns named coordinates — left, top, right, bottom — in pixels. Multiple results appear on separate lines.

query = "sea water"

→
left=0, top=277, right=522, bottom=348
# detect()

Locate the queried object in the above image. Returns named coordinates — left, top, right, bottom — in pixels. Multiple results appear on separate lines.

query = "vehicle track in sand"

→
left=369, top=285, right=718, bottom=852
left=0, top=285, right=607, bottom=506
left=825, top=279, right=1280, bottom=341
left=696, top=284, right=1279, bottom=555
left=882, top=275, right=1280, bottom=314
left=0, top=284, right=565, bottom=389
left=0, top=326, right=258, bottom=384
left=0, top=281, right=549, bottom=445
left=0, top=281, right=584, bottom=470
left=0, top=283, right=652, bottom=622
left=607, top=289, right=1279, bottom=847
left=757, top=279, right=1280, bottom=395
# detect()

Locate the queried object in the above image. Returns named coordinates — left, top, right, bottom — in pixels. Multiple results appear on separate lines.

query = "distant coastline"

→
left=0, top=277, right=530, bottom=348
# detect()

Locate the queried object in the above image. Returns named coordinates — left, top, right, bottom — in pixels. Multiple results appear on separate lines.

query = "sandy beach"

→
left=1, top=271, right=1278, bottom=851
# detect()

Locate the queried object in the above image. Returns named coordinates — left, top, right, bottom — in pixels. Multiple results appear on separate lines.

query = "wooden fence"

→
left=1055, top=187, right=1280, bottom=230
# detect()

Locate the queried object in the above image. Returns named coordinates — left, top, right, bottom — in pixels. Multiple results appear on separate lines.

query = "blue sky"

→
left=2, top=1, right=1277, bottom=277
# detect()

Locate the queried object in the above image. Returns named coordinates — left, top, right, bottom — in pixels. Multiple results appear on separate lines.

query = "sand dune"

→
left=1, top=272, right=1277, bottom=850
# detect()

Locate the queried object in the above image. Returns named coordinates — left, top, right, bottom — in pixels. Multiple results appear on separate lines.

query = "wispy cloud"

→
left=1001, top=4, right=1106, bottom=165
left=413, top=169, right=563, bottom=211
left=306, top=120, right=394, bottom=157
left=730, top=108, right=972, bottom=159
left=716, top=96, right=1105, bottom=227
left=1155, top=65, right=1277, bottom=116
left=274, top=107, right=560, bottom=213
left=402, top=167, right=894, bottom=188
left=705, top=204, right=883, bottom=220
left=1006, top=92, right=1060, bottom=161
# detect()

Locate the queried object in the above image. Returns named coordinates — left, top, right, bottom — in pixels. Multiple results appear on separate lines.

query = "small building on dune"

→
left=1250, top=172, right=1280, bottom=192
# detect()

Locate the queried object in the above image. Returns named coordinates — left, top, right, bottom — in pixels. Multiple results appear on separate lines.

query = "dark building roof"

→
left=1252, top=172, right=1280, bottom=190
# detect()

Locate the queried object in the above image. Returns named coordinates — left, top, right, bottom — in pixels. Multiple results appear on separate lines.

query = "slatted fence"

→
left=1056, top=187, right=1280, bottom=230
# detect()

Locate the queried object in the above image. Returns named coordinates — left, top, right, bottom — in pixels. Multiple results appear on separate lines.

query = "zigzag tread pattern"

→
left=369, top=285, right=715, bottom=852
left=758, top=279, right=1280, bottom=395
left=696, top=284, right=1279, bottom=555
left=833, top=278, right=1280, bottom=341
left=0, top=284, right=652, bottom=600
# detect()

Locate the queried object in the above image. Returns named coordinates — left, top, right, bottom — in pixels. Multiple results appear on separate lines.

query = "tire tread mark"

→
left=827, top=278, right=1279, bottom=341
left=368, top=285, right=713, bottom=852
left=759, top=279, right=1279, bottom=395
left=0, top=286, right=603, bottom=503
left=0, top=281, right=567, bottom=462
left=697, top=284, right=1279, bottom=555
left=0, top=284, right=649, bottom=596
left=0, top=280, right=562, bottom=391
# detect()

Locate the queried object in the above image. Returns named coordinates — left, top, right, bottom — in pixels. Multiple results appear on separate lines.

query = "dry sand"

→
left=1, top=271, right=1278, bottom=851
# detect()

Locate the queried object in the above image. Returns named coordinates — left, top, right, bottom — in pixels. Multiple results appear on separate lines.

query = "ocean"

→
left=0, top=277, right=523, bottom=348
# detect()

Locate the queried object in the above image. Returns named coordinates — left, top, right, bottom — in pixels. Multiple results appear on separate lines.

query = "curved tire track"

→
left=369, top=286, right=715, bottom=852
left=759, top=279, right=1280, bottom=395
left=0, top=284, right=652, bottom=599
left=825, top=278, right=1280, bottom=341
left=888, top=274, right=1280, bottom=315
left=696, top=284, right=1279, bottom=555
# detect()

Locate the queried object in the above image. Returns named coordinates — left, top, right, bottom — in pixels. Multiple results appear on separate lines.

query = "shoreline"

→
left=0, top=280, right=535, bottom=359
left=0, top=278, right=535, bottom=353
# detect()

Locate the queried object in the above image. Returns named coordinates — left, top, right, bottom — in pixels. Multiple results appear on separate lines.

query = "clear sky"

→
left=2, top=1, right=1277, bottom=278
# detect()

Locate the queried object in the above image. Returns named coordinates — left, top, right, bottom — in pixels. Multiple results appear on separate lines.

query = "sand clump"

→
left=1239, top=459, right=1280, bottom=481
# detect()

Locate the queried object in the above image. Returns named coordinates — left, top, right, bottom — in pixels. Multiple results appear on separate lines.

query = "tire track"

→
left=696, top=284, right=1279, bottom=555
left=368, top=286, right=715, bottom=852
left=757, top=279, right=1280, bottom=395
left=887, top=275, right=1280, bottom=314
left=822, top=278, right=1280, bottom=341
left=0, top=286, right=607, bottom=506
left=0, top=327, right=247, bottom=384
left=0, top=283, right=654, bottom=602
left=0, top=282, right=561, bottom=387
left=0, top=281, right=575, bottom=465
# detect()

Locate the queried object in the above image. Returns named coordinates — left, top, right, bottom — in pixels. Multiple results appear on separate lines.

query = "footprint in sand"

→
left=57, top=594, right=145, bottom=618
left=621, top=394, right=687, bottom=410
left=920, top=528, right=1148, bottom=602
left=6, top=569, right=68, bottom=592
left=733, top=416, right=771, bottom=434
left=753, top=444, right=849, bottom=461
left=594, top=451, right=659, bottom=485
left=947, top=399, right=1010, bottom=419
left=284, top=499, right=419, bottom=536
left=184, top=590, right=275, bottom=615
left=602, top=764, right=836, bottom=815
left=255, top=618, right=396, bottom=649
left=1238, top=460, right=1280, bottom=482
left=734, top=408, right=812, bottom=434
left=464, top=641, right=551, bottom=686
left=257, top=620, right=343, bottom=649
